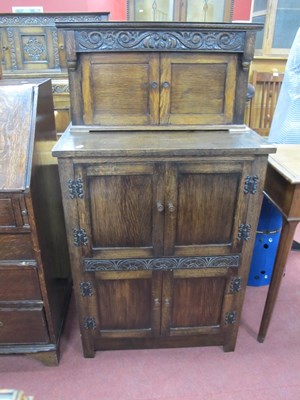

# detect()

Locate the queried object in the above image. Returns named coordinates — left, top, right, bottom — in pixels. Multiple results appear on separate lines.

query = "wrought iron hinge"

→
left=225, top=311, right=237, bottom=325
left=230, top=277, right=242, bottom=293
left=244, top=175, right=259, bottom=195
left=68, top=178, right=84, bottom=199
left=83, top=317, right=96, bottom=330
left=73, top=228, right=88, bottom=247
left=80, top=281, right=94, bottom=297
left=237, top=224, right=251, bottom=241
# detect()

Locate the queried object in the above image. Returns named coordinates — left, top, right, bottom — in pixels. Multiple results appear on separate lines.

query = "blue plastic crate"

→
left=248, top=196, right=282, bottom=286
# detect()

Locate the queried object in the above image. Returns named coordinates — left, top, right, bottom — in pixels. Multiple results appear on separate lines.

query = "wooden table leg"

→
left=257, top=219, right=299, bottom=343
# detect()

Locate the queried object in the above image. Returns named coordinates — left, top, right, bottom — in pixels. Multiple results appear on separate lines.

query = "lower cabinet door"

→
left=0, top=305, right=49, bottom=344
left=90, top=270, right=163, bottom=338
left=161, top=269, right=232, bottom=337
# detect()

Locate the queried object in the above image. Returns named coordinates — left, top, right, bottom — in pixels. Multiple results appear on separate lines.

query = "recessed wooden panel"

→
left=82, top=53, right=159, bottom=125
left=160, top=53, right=236, bottom=125
left=97, top=277, right=152, bottom=330
left=170, top=63, right=227, bottom=114
left=89, top=175, right=153, bottom=248
left=0, top=267, right=41, bottom=301
left=0, top=198, right=16, bottom=227
left=176, top=171, right=240, bottom=246
left=171, top=276, right=226, bottom=327
left=0, top=234, right=34, bottom=260
left=0, top=308, right=49, bottom=344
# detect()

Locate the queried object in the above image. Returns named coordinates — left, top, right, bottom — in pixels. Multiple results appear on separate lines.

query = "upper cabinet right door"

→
left=160, top=53, right=237, bottom=125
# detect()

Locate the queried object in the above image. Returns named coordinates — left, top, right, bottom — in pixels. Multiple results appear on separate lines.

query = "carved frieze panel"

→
left=84, top=255, right=240, bottom=272
left=0, top=14, right=108, bottom=26
left=75, top=29, right=245, bottom=52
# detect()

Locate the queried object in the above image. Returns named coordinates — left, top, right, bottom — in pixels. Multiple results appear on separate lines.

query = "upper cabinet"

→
left=59, top=22, right=262, bottom=129
left=127, top=0, right=234, bottom=23
left=81, top=52, right=236, bottom=126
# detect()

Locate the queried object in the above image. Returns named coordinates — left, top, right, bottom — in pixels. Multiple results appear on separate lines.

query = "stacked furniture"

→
left=53, top=22, right=276, bottom=357
left=0, top=12, right=109, bottom=133
left=0, top=79, right=71, bottom=366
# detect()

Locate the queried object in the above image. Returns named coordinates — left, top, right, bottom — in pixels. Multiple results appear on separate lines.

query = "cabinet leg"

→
left=27, top=350, right=59, bottom=367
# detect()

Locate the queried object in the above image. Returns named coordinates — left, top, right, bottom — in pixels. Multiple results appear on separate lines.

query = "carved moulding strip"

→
left=52, top=83, right=70, bottom=94
left=6, top=28, right=17, bottom=70
left=52, top=28, right=60, bottom=68
left=75, top=30, right=245, bottom=52
left=0, top=15, right=107, bottom=26
left=84, top=255, right=240, bottom=272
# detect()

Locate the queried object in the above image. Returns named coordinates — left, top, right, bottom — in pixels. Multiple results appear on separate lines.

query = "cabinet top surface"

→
left=52, top=127, right=276, bottom=158
left=268, top=144, right=300, bottom=184
left=0, top=83, right=35, bottom=192
left=56, top=21, right=262, bottom=31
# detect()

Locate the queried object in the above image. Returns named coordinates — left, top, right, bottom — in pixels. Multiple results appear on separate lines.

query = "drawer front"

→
left=0, top=307, right=49, bottom=344
left=0, top=265, right=41, bottom=301
left=0, top=233, right=34, bottom=260
left=0, top=195, right=29, bottom=230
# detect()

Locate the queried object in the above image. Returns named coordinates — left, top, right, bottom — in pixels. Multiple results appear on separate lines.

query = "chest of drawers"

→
left=0, top=79, right=71, bottom=365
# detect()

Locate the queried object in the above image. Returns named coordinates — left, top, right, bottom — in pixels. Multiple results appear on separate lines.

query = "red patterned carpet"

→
left=1, top=227, right=300, bottom=400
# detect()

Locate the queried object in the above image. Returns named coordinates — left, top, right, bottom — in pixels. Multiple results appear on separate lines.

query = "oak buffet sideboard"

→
left=0, top=79, right=71, bottom=365
left=53, top=22, right=276, bottom=357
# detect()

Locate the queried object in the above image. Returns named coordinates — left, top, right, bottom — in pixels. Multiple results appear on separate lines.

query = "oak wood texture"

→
left=0, top=12, right=109, bottom=133
left=57, top=22, right=262, bottom=128
left=258, top=145, right=300, bottom=342
left=53, top=22, right=273, bottom=357
left=0, top=79, right=71, bottom=365
left=54, top=127, right=274, bottom=357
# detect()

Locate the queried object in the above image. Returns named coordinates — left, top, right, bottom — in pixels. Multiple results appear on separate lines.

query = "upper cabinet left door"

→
left=81, top=52, right=160, bottom=126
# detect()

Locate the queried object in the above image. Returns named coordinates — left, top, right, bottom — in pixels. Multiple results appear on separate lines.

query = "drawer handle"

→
left=163, top=81, right=170, bottom=88
left=0, top=321, right=4, bottom=327
left=21, top=209, right=28, bottom=216
left=157, top=202, right=164, bottom=213
left=151, top=82, right=158, bottom=89
left=168, top=202, right=176, bottom=213
left=164, top=298, right=171, bottom=306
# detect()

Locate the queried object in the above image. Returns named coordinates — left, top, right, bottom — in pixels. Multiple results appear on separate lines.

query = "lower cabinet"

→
left=81, top=267, right=238, bottom=344
left=53, top=129, right=273, bottom=357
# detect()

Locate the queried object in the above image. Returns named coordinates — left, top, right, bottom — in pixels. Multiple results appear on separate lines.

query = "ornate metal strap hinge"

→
left=83, top=317, right=96, bottom=330
left=244, top=175, right=259, bottom=194
left=80, top=281, right=94, bottom=297
left=230, top=277, right=242, bottom=293
left=225, top=311, right=237, bottom=325
left=73, top=228, right=88, bottom=247
left=68, top=178, right=84, bottom=199
left=237, top=224, right=251, bottom=241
